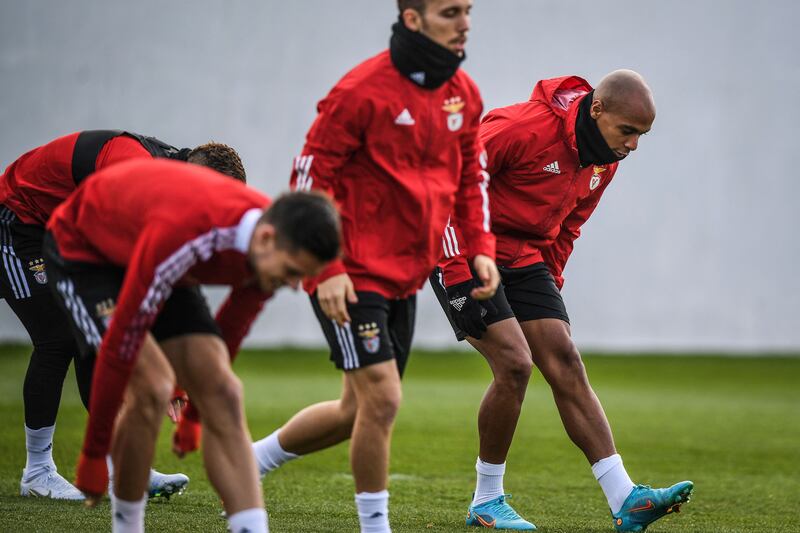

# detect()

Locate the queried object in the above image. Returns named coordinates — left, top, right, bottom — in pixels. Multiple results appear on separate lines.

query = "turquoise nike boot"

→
left=612, top=481, right=693, bottom=532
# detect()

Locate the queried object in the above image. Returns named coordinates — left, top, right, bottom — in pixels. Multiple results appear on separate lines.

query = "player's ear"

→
left=251, top=223, right=276, bottom=254
left=590, top=98, right=604, bottom=120
left=401, top=8, right=423, bottom=32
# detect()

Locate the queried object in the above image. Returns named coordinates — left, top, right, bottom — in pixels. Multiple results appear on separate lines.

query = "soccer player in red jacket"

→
left=250, top=1, right=499, bottom=531
left=45, top=159, right=341, bottom=533
left=0, top=130, right=245, bottom=500
left=431, top=71, right=693, bottom=531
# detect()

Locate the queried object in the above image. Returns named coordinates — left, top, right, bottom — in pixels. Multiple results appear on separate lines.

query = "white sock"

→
left=592, top=453, right=635, bottom=514
left=111, top=493, right=146, bottom=533
left=473, top=457, right=506, bottom=506
left=355, top=490, right=390, bottom=533
left=227, top=508, right=268, bottom=533
left=24, top=425, right=56, bottom=476
left=252, top=429, right=299, bottom=475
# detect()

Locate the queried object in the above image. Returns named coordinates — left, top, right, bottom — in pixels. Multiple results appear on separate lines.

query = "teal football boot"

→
left=466, top=494, right=537, bottom=530
left=612, top=481, right=693, bottom=532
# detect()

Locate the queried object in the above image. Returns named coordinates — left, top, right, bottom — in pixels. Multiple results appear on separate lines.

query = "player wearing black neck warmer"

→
left=250, top=2, right=500, bottom=533
left=432, top=72, right=693, bottom=532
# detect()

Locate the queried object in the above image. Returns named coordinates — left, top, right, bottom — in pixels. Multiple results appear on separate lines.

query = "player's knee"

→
left=205, top=373, right=246, bottom=426
left=134, top=377, right=173, bottom=424
left=493, top=343, right=533, bottom=388
left=545, top=342, right=588, bottom=392
left=361, top=387, right=402, bottom=428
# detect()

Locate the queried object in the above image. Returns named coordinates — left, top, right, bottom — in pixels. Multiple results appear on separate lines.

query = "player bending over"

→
left=44, top=158, right=341, bottom=533
left=431, top=71, right=693, bottom=531
left=0, top=130, right=244, bottom=500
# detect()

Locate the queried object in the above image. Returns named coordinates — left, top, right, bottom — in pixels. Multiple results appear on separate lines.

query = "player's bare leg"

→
left=347, top=360, right=401, bottom=491
left=461, top=318, right=537, bottom=529
left=467, top=318, right=532, bottom=464
left=280, top=375, right=357, bottom=453
left=163, top=335, right=264, bottom=520
left=111, top=334, right=175, bottom=502
left=344, top=359, right=401, bottom=533
left=519, top=318, right=615, bottom=462
left=252, top=374, right=356, bottom=474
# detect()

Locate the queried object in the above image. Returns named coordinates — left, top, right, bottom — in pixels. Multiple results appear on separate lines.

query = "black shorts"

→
left=42, top=232, right=221, bottom=358
left=431, top=262, right=570, bottom=341
left=310, top=291, right=416, bottom=377
left=0, top=205, right=51, bottom=300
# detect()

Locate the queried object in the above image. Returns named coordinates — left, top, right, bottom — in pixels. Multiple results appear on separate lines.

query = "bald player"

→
left=431, top=71, right=693, bottom=531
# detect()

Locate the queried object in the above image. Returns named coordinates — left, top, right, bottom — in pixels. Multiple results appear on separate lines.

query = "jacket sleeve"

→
left=215, top=284, right=271, bottom=362
left=80, top=222, right=198, bottom=463
left=438, top=221, right=474, bottom=287
left=541, top=168, right=616, bottom=289
left=290, top=87, right=370, bottom=284
left=450, top=96, right=495, bottom=262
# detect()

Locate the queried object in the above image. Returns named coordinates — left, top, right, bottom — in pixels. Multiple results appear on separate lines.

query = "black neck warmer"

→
left=389, top=18, right=464, bottom=90
left=575, top=91, right=624, bottom=167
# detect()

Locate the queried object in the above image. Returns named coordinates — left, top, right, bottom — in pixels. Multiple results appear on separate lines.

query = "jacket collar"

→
left=235, top=208, right=263, bottom=253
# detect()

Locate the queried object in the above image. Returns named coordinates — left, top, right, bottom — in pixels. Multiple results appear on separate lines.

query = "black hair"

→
left=261, top=191, right=341, bottom=262
left=398, top=0, right=428, bottom=14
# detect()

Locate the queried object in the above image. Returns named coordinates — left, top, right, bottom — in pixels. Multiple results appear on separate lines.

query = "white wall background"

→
left=0, top=0, right=797, bottom=352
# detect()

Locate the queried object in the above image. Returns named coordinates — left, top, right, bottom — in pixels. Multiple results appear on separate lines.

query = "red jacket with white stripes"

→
left=438, top=76, right=618, bottom=289
left=291, top=50, right=495, bottom=299
left=1, top=131, right=159, bottom=225
left=47, top=159, right=271, bottom=469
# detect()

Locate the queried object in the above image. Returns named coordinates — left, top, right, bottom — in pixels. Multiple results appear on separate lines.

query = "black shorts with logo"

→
left=42, top=232, right=221, bottom=358
left=0, top=205, right=51, bottom=301
left=431, top=262, right=570, bottom=341
left=310, top=291, right=416, bottom=377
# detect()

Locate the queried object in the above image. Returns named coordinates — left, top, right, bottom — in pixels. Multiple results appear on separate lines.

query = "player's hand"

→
left=317, top=273, right=358, bottom=326
left=172, top=417, right=201, bottom=458
left=167, top=387, right=188, bottom=424
left=75, top=453, right=108, bottom=507
left=470, top=255, right=500, bottom=300
left=445, top=280, right=497, bottom=340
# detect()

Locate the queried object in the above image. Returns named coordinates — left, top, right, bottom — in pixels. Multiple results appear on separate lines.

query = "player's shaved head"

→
left=589, top=70, right=656, bottom=159
left=398, top=0, right=428, bottom=14
left=594, top=69, right=655, bottom=122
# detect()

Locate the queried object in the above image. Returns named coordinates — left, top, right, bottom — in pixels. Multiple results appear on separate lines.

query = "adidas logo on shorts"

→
left=449, top=296, right=467, bottom=311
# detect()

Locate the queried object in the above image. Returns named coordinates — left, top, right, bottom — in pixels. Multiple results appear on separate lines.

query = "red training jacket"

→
left=47, top=159, right=271, bottom=491
left=438, top=76, right=618, bottom=289
left=0, top=132, right=152, bottom=225
left=291, top=49, right=495, bottom=299
left=0, top=130, right=265, bottom=386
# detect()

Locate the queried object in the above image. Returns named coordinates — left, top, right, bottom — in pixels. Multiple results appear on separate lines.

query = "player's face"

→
left=592, top=100, right=655, bottom=159
left=413, top=0, right=472, bottom=56
left=249, top=226, right=325, bottom=292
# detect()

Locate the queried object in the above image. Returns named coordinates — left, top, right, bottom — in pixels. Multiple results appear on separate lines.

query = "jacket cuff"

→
left=466, top=235, right=496, bottom=262
left=315, top=258, right=347, bottom=284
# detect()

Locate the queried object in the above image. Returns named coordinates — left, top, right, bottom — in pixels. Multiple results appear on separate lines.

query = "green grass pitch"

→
left=0, top=344, right=798, bottom=532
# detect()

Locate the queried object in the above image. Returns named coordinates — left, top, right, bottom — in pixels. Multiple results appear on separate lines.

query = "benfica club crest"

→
left=357, top=322, right=381, bottom=354
left=442, top=96, right=465, bottom=132
left=27, top=258, right=47, bottom=285
left=590, top=165, right=607, bottom=191
left=95, top=298, right=116, bottom=329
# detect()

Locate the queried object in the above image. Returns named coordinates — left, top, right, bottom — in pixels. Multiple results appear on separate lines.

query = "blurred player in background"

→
left=431, top=70, right=693, bottom=531
left=45, top=159, right=341, bottom=533
left=250, top=1, right=498, bottom=532
left=0, top=130, right=244, bottom=500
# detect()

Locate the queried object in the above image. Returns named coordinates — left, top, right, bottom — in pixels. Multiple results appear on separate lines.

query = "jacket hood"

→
left=531, top=75, right=593, bottom=153
left=530, top=76, right=593, bottom=115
